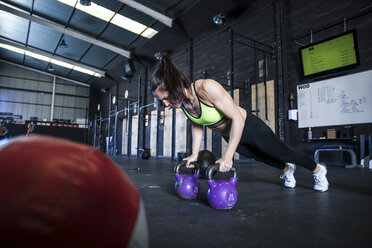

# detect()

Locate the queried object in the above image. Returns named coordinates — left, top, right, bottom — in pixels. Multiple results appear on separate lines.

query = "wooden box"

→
left=327, top=129, right=337, bottom=139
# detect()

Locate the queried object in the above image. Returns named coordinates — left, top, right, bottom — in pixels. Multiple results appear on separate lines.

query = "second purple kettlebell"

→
left=206, top=164, right=238, bottom=210
left=174, top=161, right=200, bottom=200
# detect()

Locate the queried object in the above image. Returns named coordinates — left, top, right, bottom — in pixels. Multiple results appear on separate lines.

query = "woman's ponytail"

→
left=151, top=52, right=192, bottom=104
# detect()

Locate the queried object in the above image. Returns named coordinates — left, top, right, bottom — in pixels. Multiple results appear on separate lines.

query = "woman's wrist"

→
left=191, top=147, right=201, bottom=158
left=191, top=152, right=199, bottom=158
left=223, top=153, right=235, bottom=162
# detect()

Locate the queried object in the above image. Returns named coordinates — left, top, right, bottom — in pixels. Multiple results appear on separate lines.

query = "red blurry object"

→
left=0, top=136, right=148, bottom=248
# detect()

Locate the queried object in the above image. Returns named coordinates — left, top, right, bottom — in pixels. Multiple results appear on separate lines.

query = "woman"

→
left=0, top=121, right=9, bottom=140
left=151, top=53, right=329, bottom=192
left=26, top=122, right=36, bottom=136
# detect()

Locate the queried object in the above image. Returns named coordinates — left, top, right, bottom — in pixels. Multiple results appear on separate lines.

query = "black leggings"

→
left=224, top=113, right=316, bottom=171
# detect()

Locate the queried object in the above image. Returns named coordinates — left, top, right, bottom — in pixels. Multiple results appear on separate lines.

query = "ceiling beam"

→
left=0, top=38, right=106, bottom=76
left=0, top=58, right=90, bottom=87
left=0, top=2, right=131, bottom=58
left=117, top=0, right=173, bottom=27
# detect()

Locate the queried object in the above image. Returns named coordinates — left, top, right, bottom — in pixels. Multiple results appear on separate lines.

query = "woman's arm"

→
left=191, top=123, right=203, bottom=156
left=185, top=122, right=203, bottom=168
left=26, top=124, right=33, bottom=136
left=198, top=79, right=245, bottom=172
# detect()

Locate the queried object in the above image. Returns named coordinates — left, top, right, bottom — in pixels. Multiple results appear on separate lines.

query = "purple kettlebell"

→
left=206, top=164, right=238, bottom=210
left=174, top=161, right=200, bottom=200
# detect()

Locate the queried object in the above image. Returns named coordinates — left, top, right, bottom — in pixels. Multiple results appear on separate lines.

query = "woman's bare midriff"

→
left=210, top=106, right=247, bottom=137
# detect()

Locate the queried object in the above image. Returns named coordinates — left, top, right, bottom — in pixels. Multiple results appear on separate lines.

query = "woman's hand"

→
left=183, top=154, right=199, bottom=168
left=216, top=157, right=233, bottom=172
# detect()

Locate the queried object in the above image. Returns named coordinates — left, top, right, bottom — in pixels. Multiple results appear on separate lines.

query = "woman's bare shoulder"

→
left=195, top=79, right=221, bottom=93
left=194, top=79, right=227, bottom=105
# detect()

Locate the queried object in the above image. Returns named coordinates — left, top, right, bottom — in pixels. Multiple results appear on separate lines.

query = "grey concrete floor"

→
left=111, top=157, right=372, bottom=248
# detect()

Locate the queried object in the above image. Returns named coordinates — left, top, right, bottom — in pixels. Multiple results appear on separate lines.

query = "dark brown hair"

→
left=151, top=52, right=192, bottom=104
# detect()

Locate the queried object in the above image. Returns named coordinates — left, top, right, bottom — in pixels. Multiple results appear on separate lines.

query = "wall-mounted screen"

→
left=299, top=29, right=360, bottom=79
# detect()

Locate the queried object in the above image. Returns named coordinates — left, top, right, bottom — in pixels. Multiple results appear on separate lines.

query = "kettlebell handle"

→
left=206, top=163, right=237, bottom=180
left=174, top=160, right=200, bottom=175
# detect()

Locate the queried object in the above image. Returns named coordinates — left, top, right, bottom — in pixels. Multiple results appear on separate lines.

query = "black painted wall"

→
left=90, top=0, right=372, bottom=159
left=284, top=0, right=372, bottom=153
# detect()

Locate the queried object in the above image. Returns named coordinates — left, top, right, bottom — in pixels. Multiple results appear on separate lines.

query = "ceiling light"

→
left=59, top=39, right=68, bottom=48
left=25, top=51, right=51, bottom=62
left=120, top=59, right=135, bottom=80
left=0, top=43, right=24, bottom=54
left=57, top=0, right=76, bottom=8
left=213, top=14, right=225, bottom=25
left=73, top=65, right=95, bottom=75
left=124, top=90, right=129, bottom=99
left=47, top=64, right=55, bottom=72
left=76, top=1, right=115, bottom=22
left=142, top=28, right=158, bottom=39
left=154, top=52, right=162, bottom=60
left=111, top=14, right=146, bottom=35
left=79, top=0, right=91, bottom=6
left=0, top=42, right=103, bottom=77
left=124, top=59, right=135, bottom=76
left=50, top=59, right=74, bottom=69
left=58, top=0, right=115, bottom=22
left=57, top=0, right=157, bottom=38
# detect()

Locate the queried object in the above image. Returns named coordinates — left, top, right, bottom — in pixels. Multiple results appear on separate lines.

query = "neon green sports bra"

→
left=182, top=83, right=227, bottom=128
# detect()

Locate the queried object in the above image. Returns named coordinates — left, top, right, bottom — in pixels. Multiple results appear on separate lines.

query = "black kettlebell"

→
left=140, top=148, right=151, bottom=160
left=197, top=150, right=216, bottom=179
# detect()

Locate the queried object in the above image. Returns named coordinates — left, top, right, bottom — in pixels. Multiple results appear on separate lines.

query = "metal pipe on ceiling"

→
left=0, top=58, right=90, bottom=87
left=117, top=0, right=173, bottom=27
left=0, top=38, right=105, bottom=76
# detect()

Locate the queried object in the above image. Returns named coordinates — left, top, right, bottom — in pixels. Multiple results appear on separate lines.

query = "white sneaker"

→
left=280, top=163, right=296, bottom=188
left=313, top=164, right=329, bottom=192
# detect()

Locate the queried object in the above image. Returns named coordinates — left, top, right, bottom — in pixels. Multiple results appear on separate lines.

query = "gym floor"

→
left=111, top=157, right=372, bottom=248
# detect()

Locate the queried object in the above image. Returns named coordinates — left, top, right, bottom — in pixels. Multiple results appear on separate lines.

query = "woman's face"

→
left=153, top=86, right=182, bottom=109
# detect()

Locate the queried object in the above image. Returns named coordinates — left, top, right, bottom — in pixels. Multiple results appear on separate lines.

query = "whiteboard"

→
left=297, top=70, right=372, bottom=128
